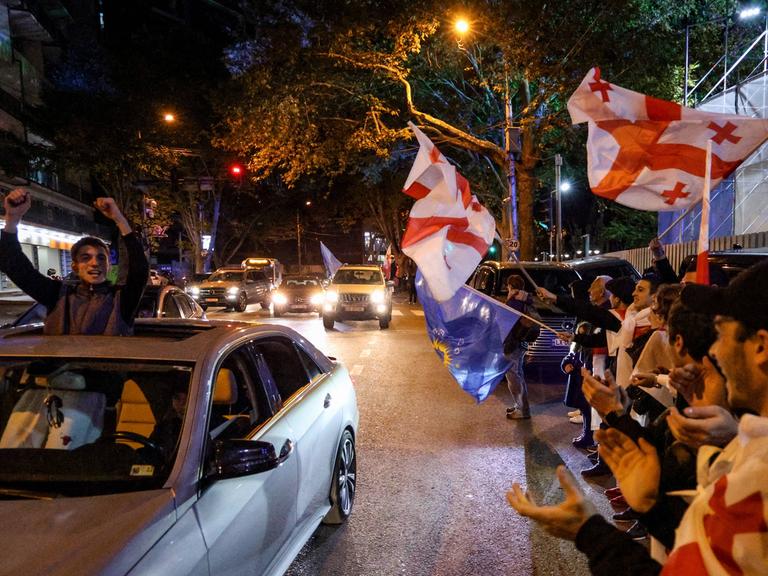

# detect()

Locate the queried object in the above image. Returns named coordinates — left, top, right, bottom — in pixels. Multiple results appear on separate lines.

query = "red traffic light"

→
left=230, top=164, right=243, bottom=176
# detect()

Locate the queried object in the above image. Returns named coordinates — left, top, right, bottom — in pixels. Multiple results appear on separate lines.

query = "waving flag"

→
left=568, top=68, right=768, bottom=211
left=320, top=242, right=342, bottom=278
left=416, top=271, right=520, bottom=402
left=696, top=141, right=712, bottom=285
left=401, top=122, right=495, bottom=301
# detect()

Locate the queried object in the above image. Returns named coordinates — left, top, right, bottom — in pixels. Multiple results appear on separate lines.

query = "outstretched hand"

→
left=666, top=405, right=738, bottom=449
left=595, top=428, right=660, bottom=513
left=507, top=465, right=597, bottom=541
left=582, top=368, right=623, bottom=417
left=536, top=287, right=557, bottom=303
left=649, top=237, right=665, bottom=260
left=94, top=197, right=131, bottom=234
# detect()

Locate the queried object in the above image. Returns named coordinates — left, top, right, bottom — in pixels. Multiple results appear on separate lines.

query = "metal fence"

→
left=603, top=230, right=768, bottom=274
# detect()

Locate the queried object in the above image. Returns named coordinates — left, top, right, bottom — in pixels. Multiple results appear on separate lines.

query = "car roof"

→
left=337, top=265, right=381, bottom=271
left=567, top=256, right=626, bottom=267
left=0, top=319, right=323, bottom=364
left=478, top=260, right=576, bottom=271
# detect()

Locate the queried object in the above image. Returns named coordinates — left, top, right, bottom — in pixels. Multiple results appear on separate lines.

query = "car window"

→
left=137, top=294, right=157, bottom=318
left=253, top=338, right=311, bottom=402
left=296, top=346, right=324, bottom=381
left=0, top=359, right=193, bottom=496
left=209, top=271, right=243, bottom=282
left=173, top=293, right=194, bottom=317
left=333, top=269, right=383, bottom=284
left=162, top=294, right=182, bottom=318
left=497, top=268, right=579, bottom=297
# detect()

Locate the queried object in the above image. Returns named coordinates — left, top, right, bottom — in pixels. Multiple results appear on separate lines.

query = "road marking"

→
left=412, top=310, right=424, bottom=316
left=360, top=349, right=371, bottom=357
left=350, top=364, right=364, bottom=376
left=392, top=309, right=403, bottom=316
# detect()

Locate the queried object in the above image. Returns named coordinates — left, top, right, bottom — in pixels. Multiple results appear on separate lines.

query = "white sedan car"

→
left=0, top=319, right=358, bottom=575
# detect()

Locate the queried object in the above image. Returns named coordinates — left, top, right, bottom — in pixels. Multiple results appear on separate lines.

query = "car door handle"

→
left=277, top=439, right=294, bottom=464
left=324, top=393, right=332, bottom=409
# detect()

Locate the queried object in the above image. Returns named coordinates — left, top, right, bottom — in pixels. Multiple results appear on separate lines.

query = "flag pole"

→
left=467, top=283, right=558, bottom=335
left=510, top=251, right=540, bottom=291
left=657, top=199, right=702, bottom=241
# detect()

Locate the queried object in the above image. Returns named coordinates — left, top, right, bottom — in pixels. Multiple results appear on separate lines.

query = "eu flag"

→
left=416, top=271, right=520, bottom=402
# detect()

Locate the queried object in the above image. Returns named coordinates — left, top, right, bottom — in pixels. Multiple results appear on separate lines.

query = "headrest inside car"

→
left=213, top=368, right=238, bottom=405
left=35, top=371, right=86, bottom=391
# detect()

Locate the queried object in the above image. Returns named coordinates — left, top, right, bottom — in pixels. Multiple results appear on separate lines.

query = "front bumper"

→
left=323, top=301, right=390, bottom=320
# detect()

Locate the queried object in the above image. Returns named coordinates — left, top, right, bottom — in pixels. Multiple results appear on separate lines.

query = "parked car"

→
left=148, top=269, right=169, bottom=287
left=677, top=249, right=768, bottom=282
left=191, top=266, right=272, bottom=312
left=0, top=319, right=359, bottom=576
left=4, top=285, right=205, bottom=329
left=323, top=265, right=392, bottom=330
left=469, top=261, right=580, bottom=366
left=567, top=256, right=640, bottom=282
left=273, top=275, right=325, bottom=317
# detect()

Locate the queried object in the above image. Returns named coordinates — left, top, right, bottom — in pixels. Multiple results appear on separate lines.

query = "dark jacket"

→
left=0, top=230, right=148, bottom=335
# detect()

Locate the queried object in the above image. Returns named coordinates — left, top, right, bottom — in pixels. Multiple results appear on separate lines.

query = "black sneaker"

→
left=580, top=461, right=611, bottom=478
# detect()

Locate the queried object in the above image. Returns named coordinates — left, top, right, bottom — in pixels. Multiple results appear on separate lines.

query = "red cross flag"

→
left=401, top=122, right=495, bottom=301
left=568, top=67, right=768, bottom=211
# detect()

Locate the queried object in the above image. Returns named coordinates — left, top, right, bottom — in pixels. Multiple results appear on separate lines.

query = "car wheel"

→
left=235, top=293, right=248, bottom=312
left=323, top=429, right=356, bottom=525
left=323, top=315, right=335, bottom=330
left=379, top=315, right=390, bottom=329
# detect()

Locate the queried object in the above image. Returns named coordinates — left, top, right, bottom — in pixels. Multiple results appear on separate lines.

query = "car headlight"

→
left=273, top=293, right=288, bottom=305
left=310, top=293, right=324, bottom=305
left=370, top=290, right=385, bottom=304
left=227, top=286, right=240, bottom=295
left=189, top=286, right=200, bottom=296
left=325, top=290, right=339, bottom=303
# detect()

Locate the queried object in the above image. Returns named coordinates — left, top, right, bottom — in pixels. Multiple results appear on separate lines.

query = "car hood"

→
left=281, top=286, right=322, bottom=296
left=200, top=280, right=241, bottom=289
left=330, top=283, right=386, bottom=295
left=0, top=489, right=176, bottom=576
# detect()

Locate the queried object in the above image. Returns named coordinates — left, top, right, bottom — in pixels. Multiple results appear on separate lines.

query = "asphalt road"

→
left=206, top=295, right=616, bottom=576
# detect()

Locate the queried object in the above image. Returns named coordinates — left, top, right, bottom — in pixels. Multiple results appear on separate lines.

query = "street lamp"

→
left=162, top=112, right=176, bottom=124
left=453, top=17, right=518, bottom=258
left=296, top=200, right=312, bottom=269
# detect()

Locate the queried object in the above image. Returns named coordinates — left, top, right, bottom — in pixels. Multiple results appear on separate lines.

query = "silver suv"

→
left=322, top=265, right=392, bottom=330
left=191, top=267, right=271, bottom=312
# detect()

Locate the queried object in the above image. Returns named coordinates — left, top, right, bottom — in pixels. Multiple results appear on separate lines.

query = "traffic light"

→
left=229, top=164, right=243, bottom=177
left=485, top=240, right=500, bottom=260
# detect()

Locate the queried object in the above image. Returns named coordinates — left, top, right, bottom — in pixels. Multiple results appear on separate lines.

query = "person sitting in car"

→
left=0, top=188, right=149, bottom=335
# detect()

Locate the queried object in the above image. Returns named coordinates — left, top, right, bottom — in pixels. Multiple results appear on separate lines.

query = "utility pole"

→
left=296, top=210, right=302, bottom=269
left=555, top=154, right=563, bottom=262
left=504, top=69, right=519, bottom=260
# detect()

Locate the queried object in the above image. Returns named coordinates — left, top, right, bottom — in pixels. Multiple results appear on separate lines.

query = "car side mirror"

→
left=208, top=438, right=293, bottom=480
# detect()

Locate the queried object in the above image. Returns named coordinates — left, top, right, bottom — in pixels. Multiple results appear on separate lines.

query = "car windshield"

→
left=333, top=269, right=383, bottom=285
left=136, top=294, right=159, bottom=318
left=0, top=358, right=193, bottom=497
left=497, top=268, right=580, bottom=297
left=208, top=271, right=243, bottom=282
left=284, top=277, right=319, bottom=288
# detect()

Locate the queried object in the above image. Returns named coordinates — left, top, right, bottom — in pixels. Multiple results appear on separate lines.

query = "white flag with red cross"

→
left=401, top=122, right=495, bottom=302
left=568, top=67, right=768, bottom=211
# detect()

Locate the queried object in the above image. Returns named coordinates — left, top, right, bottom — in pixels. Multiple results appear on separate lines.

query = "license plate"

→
left=345, top=305, right=365, bottom=312
left=205, top=298, right=218, bottom=303
left=554, top=338, right=569, bottom=347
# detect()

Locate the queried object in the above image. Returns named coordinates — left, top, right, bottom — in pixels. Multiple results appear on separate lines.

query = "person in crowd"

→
left=507, top=259, right=768, bottom=576
left=405, top=257, right=418, bottom=304
left=503, top=274, right=536, bottom=420
left=649, top=237, right=728, bottom=286
left=0, top=188, right=148, bottom=335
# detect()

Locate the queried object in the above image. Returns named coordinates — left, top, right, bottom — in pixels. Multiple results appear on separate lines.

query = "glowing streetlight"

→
left=163, top=112, right=176, bottom=123
left=739, top=7, right=761, bottom=19
left=560, top=181, right=571, bottom=192
left=455, top=18, right=470, bottom=35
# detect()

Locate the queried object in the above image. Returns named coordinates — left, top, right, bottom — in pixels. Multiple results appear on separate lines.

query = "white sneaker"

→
left=569, top=415, right=584, bottom=424
left=567, top=410, right=580, bottom=418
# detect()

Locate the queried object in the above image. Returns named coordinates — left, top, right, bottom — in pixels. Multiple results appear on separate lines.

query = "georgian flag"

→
left=401, top=122, right=495, bottom=301
left=568, top=68, right=768, bottom=211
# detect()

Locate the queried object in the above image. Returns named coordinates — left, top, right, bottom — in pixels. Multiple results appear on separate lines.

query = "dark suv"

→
left=469, top=261, right=580, bottom=368
left=567, top=256, right=640, bottom=283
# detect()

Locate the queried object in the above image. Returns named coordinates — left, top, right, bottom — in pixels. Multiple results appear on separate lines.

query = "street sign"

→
left=505, top=238, right=520, bottom=251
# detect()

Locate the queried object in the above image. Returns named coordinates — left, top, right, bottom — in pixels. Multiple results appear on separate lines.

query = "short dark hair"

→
left=639, top=273, right=661, bottom=294
left=506, top=274, right=525, bottom=290
left=667, top=302, right=717, bottom=361
left=605, top=276, right=634, bottom=305
left=71, top=236, right=110, bottom=261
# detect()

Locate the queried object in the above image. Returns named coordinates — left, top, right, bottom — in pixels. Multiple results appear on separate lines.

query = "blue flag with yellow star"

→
left=416, top=270, right=521, bottom=402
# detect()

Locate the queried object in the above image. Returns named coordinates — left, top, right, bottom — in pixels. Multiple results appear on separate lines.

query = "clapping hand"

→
left=507, top=465, right=597, bottom=541
left=595, top=428, right=660, bottom=513
left=582, top=368, right=624, bottom=417
left=668, top=363, right=705, bottom=404
left=666, top=405, right=738, bottom=449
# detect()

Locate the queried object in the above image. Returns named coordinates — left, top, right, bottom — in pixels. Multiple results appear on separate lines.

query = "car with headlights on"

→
left=322, top=265, right=392, bottom=330
left=272, top=275, right=325, bottom=317
left=191, top=266, right=272, bottom=312
left=0, top=319, right=359, bottom=576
